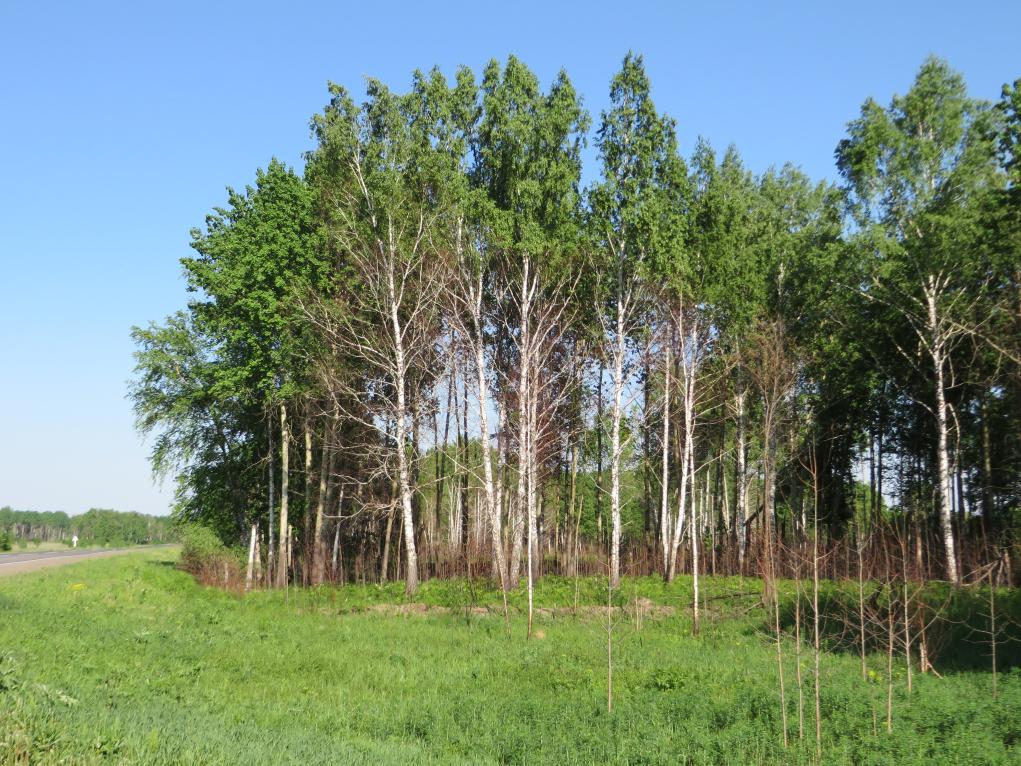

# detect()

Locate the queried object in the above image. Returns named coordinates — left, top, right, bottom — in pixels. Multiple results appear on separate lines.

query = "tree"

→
left=591, top=52, right=685, bottom=587
left=473, top=56, right=589, bottom=594
left=836, top=57, right=1002, bottom=583
left=304, top=76, right=459, bottom=596
left=182, top=159, right=328, bottom=578
left=130, top=312, right=263, bottom=540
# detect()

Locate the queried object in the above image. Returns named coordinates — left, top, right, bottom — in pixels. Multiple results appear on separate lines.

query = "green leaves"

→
left=592, top=52, right=686, bottom=296
left=184, top=160, right=327, bottom=403
left=476, top=56, right=589, bottom=269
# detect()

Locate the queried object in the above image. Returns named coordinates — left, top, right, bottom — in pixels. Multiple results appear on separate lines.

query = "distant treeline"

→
left=0, top=507, right=173, bottom=546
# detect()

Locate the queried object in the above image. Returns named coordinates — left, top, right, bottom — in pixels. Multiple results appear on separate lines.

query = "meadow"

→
left=1, top=549, right=1019, bottom=765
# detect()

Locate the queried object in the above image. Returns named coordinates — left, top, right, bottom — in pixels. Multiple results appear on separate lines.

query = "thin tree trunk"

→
left=331, top=489, right=343, bottom=579
left=245, top=523, right=257, bottom=591
left=643, top=350, right=652, bottom=545
left=927, top=284, right=959, bottom=584
left=268, top=413, right=276, bottom=583
left=312, top=416, right=334, bottom=585
left=275, top=403, right=290, bottom=589
left=691, top=443, right=700, bottom=634
left=389, top=267, right=419, bottom=596
left=596, top=361, right=604, bottom=546
left=660, top=341, right=672, bottom=574
left=254, top=534, right=263, bottom=586
left=609, top=296, right=626, bottom=588
left=859, top=529, right=868, bottom=680
left=812, top=457, right=822, bottom=761
left=304, top=424, right=313, bottom=584
left=667, top=310, right=696, bottom=582
left=470, top=281, right=507, bottom=589
left=735, top=386, right=748, bottom=572
left=511, top=326, right=529, bottom=589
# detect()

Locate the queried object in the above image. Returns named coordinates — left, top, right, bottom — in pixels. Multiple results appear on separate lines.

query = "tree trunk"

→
left=471, top=285, right=507, bottom=589
left=331, top=489, right=343, bottom=579
left=275, top=403, right=289, bottom=589
left=735, top=386, right=748, bottom=572
left=389, top=268, right=419, bottom=596
left=690, top=446, right=700, bottom=634
left=511, top=258, right=533, bottom=589
left=609, top=296, right=626, bottom=587
left=933, top=351, right=958, bottom=584
left=268, top=415, right=276, bottom=584
left=303, top=424, right=313, bottom=585
left=927, top=283, right=959, bottom=584
left=659, top=341, right=671, bottom=574
left=245, top=523, right=257, bottom=591
left=667, top=310, right=696, bottom=582
left=312, top=416, right=335, bottom=586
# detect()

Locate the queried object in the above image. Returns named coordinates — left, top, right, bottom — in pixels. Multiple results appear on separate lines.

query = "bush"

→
left=178, top=524, right=226, bottom=571
left=0, top=531, right=10, bottom=552
left=177, top=524, right=242, bottom=588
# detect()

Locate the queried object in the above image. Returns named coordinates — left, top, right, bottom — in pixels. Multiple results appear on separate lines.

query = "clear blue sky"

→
left=1, top=1, right=1017, bottom=516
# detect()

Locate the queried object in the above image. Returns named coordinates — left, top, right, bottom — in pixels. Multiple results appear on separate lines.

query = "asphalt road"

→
left=0, top=545, right=175, bottom=577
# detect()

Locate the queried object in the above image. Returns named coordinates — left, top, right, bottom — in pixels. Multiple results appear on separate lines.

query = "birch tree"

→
left=837, top=56, right=1001, bottom=583
left=305, top=76, right=455, bottom=595
left=592, top=53, right=684, bottom=587
left=474, top=56, right=588, bottom=588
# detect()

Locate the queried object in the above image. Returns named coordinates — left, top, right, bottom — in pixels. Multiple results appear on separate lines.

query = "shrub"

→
left=176, top=524, right=243, bottom=588
left=0, top=531, right=10, bottom=552
left=178, top=524, right=226, bottom=571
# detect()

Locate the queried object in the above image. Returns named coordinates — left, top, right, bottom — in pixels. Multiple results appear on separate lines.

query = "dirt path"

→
left=0, top=545, right=175, bottom=577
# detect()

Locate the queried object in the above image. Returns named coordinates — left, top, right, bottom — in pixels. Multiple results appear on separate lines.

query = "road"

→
left=0, top=545, right=175, bottom=577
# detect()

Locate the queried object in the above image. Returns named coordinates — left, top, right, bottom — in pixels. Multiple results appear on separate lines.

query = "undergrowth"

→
left=1, top=550, right=1019, bottom=764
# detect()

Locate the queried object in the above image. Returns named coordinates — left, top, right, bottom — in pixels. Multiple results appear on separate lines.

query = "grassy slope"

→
left=1, top=550, right=1019, bottom=765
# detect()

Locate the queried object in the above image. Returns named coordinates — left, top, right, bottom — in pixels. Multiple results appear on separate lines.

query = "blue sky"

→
left=1, top=0, right=1017, bottom=516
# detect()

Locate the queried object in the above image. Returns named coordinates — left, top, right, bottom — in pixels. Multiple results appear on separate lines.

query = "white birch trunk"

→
left=927, top=282, right=959, bottom=584
left=312, top=429, right=330, bottom=585
left=389, top=267, right=419, bottom=596
left=275, top=403, right=289, bottom=588
left=735, top=387, right=748, bottom=571
left=510, top=258, right=532, bottom=589
left=659, top=341, right=671, bottom=574
left=667, top=311, right=698, bottom=582
left=690, top=446, right=700, bottom=633
left=245, top=523, right=257, bottom=591
left=609, top=295, right=626, bottom=587
left=472, top=313, right=507, bottom=586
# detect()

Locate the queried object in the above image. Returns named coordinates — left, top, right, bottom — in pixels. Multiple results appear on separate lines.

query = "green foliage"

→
left=176, top=524, right=230, bottom=575
left=128, top=53, right=1021, bottom=579
left=0, top=507, right=170, bottom=548
left=0, top=531, right=10, bottom=552
left=73, top=509, right=171, bottom=547
left=184, top=159, right=329, bottom=404
left=591, top=52, right=687, bottom=297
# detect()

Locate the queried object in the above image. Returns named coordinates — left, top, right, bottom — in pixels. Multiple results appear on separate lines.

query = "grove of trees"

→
left=0, top=507, right=173, bottom=546
left=131, top=54, right=1020, bottom=600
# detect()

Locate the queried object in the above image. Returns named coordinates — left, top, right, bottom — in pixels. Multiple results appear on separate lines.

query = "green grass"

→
left=1, top=551, right=1019, bottom=764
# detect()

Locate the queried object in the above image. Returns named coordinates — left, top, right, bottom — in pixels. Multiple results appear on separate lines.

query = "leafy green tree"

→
left=131, top=313, right=261, bottom=540
left=836, top=56, right=1002, bottom=583
left=472, top=56, right=589, bottom=591
left=305, top=72, right=473, bottom=595
left=591, top=52, right=687, bottom=585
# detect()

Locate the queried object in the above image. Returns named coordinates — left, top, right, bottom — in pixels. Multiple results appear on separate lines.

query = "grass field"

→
left=1, top=549, right=1019, bottom=764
